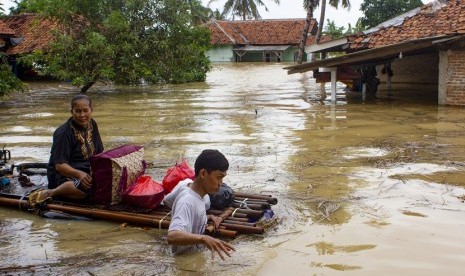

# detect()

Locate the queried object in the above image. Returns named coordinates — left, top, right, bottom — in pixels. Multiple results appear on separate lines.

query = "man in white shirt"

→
left=167, top=149, right=235, bottom=260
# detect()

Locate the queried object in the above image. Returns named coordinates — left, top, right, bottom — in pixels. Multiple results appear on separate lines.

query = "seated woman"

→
left=28, top=94, right=104, bottom=206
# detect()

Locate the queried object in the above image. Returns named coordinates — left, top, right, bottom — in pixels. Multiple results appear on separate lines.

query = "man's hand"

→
left=76, top=170, right=92, bottom=189
left=201, top=235, right=235, bottom=260
left=207, top=214, right=222, bottom=229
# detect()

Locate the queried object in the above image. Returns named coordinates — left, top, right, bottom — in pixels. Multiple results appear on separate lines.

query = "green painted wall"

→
left=206, top=45, right=234, bottom=62
left=208, top=46, right=307, bottom=62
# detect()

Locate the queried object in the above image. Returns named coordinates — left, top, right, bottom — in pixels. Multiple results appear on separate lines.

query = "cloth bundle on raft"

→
left=90, top=145, right=146, bottom=206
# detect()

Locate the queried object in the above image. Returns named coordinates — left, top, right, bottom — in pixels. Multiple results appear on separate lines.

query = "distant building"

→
left=206, top=19, right=318, bottom=63
left=1, top=13, right=59, bottom=78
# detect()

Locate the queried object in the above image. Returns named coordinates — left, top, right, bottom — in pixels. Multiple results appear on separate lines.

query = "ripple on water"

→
left=0, top=216, right=59, bottom=269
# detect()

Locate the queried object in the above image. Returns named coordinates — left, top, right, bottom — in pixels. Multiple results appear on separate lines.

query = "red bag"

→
left=123, top=175, right=165, bottom=209
left=162, top=159, right=195, bottom=194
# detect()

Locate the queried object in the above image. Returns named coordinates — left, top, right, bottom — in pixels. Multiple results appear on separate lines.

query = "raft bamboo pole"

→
left=233, top=197, right=271, bottom=208
left=0, top=197, right=241, bottom=237
left=233, top=192, right=278, bottom=205
left=232, top=202, right=266, bottom=211
left=221, top=216, right=249, bottom=222
left=208, top=208, right=264, bottom=218
left=50, top=204, right=172, bottom=228
left=232, top=208, right=264, bottom=218
left=0, top=196, right=270, bottom=237
left=208, top=209, right=247, bottom=218
left=223, top=219, right=256, bottom=227
left=123, top=209, right=262, bottom=235
left=220, top=222, right=264, bottom=234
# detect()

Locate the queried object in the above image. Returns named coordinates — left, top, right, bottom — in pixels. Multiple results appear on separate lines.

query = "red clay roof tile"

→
left=0, top=19, right=15, bottom=36
left=3, top=13, right=60, bottom=55
left=348, top=0, right=465, bottom=51
left=207, top=19, right=317, bottom=46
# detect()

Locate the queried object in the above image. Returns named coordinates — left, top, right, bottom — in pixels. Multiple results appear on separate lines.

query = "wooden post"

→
left=386, top=61, right=392, bottom=96
left=362, top=83, right=367, bottom=101
left=319, top=67, right=337, bottom=104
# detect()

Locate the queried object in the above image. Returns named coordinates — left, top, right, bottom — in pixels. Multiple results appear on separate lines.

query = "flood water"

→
left=1, top=63, right=465, bottom=275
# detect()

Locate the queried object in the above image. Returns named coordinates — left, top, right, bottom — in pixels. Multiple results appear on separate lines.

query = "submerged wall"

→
left=207, top=46, right=305, bottom=62
left=207, top=45, right=234, bottom=62
left=439, top=44, right=465, bottom=106
left=377, top=52, right=439, bottom=84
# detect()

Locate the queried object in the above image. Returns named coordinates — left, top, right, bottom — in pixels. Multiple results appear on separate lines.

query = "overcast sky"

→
left=2, top=0, right=435, bottom=28
left=203, top=0, right=435, bottom=27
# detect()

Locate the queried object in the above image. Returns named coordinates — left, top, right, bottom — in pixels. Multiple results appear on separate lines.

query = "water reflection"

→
left=0, top=63, right=465, bottom=275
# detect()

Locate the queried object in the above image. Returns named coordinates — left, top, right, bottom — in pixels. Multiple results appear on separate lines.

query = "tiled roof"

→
left=2, top=13, right=60, bottom=55
left=348, top=0, right=465, bottom=51
left=0, top=20, right=15, bottom=36
left=207, top=19, right=317, bottom=46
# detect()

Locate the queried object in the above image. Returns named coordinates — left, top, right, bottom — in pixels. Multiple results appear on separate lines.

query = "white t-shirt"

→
left=168, top=186, right=208, bottom=254
left=163, top=178, right=210, bottom=209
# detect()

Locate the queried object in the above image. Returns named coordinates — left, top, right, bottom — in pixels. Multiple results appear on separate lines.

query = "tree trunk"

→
left=80, top=81, right=96, bottom=93
left=297, top=1, right=316, bottom=64
left=316, top=0, right=326, bottom=44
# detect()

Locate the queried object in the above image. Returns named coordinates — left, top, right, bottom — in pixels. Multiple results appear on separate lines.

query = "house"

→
left=285, top=0, right=465, bottom=106
left=206, top=19, right=318, bottom=63
left=1, top=13, right=59, bottom=78
left=0, top=20, right=15, bottom=50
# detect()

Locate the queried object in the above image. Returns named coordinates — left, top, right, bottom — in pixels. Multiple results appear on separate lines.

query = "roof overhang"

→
left=234, top=45, right=291, bottom=52
left=305, top=37, right=348, bottom=53
left=285, top=35, right=460, bottom=74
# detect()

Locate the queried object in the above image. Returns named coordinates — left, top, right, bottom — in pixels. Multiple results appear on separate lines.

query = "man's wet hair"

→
left=194, top=149, right=229, bottom=176
left=71, top=94, right=92, bottom=109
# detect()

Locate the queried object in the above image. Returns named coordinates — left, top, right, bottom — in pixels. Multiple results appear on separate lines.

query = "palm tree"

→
left=316, top=0, right=351, bottom=43
left=208, top=0, right=280, bottom=20
left=297, top=0, right=351, bottom=64
left=297, top=0, right=318, bottom=64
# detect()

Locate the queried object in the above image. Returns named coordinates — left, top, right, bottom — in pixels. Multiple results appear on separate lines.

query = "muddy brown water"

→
left=1, top=63, right=465, bottom=275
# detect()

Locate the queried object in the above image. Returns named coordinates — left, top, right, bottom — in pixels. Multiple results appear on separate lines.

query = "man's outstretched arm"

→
left=167, top=230, right=235, bottom=260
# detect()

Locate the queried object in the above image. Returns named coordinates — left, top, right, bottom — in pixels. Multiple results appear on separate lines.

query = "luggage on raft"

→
left=90, top=145, right=146, bottom=206
left=122, top=175, right=165, bottom=210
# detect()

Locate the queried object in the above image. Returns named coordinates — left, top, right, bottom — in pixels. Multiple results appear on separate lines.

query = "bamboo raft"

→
left=0, top=174, right=278, bottom=238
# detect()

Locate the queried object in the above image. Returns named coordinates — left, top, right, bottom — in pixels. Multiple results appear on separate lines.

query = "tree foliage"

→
left=360, top=0, right=423, bottom=29
left=322, top=19, right=345, bottom=38
left=321, top=18, right=364, bottom=39
left=209, top=0, right=280, bottom=20
left=15, top=0, right=212, bottom=92
left=0, top=54, right=26, bottom=97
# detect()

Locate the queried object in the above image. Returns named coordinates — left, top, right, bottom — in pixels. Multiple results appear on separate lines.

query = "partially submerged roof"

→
left=349, top=0, right=465, bottom=51
left=307, top=0, right=464, bottom=54
left=2, top=13, right=60, bottom=55
left=285, top=35, right=459, bottom=74
left=207, top=19, right=317, bottom=46
left=286, top=0, right=465, bottom=74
